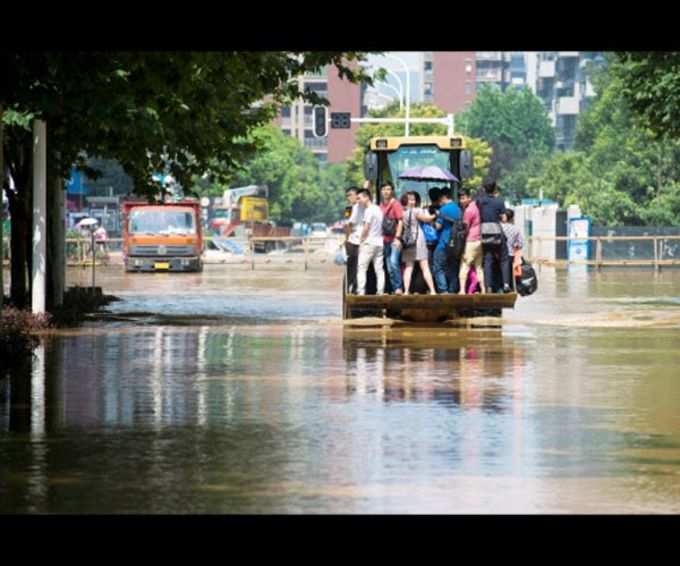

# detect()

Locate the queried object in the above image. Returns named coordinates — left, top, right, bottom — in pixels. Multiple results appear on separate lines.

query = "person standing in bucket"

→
left=478, top=180, right=511, bottom=293
left=355, top=188, right=385, bottom=296
left=379, top=181, right=404, bottom=295
left=344, top=186, right=362, bottom=294
left=458, top=188, right=485, bottom=294
left=432, top=187, right=463, bottom=294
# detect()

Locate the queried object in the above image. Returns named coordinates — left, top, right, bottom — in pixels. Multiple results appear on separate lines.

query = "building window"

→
left=281, top=106, right=291, bottom=118
left=424, top=61, right=432, bottom=71
left=304, top=105, right=313, bottom=116
left=315, top=153, right=328, bottom=163
left=465, top=81, right=472, bottom=95
left=282, top=129, right=291, bottom=136
left=424, top=82, right=433, bottom=96
left=304, top=129, right=314, bottom=138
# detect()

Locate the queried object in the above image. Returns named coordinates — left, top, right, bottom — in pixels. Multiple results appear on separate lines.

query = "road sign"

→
left=330, top=112, right=351, bottom=129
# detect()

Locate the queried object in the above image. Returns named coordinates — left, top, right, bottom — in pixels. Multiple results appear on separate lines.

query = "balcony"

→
left=304, top=137, right=328, bottom=149
left=556, top=96, right=579, bottom=115
left=476, top=51, right=503, bottom=61
left=539, top=60, right=555, bottom=78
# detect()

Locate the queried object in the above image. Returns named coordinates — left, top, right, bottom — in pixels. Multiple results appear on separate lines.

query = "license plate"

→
left=154, top=262, right=170, bottom=270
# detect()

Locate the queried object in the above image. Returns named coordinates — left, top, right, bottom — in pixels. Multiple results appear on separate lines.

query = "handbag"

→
left=477, top=197, right=504, bottom=246
left=481, top=222, right=503, bottom=246
left=334, top=245, right=347, bottom=266
left=381, top=200, right=397, bottom=237
left=401, top=209, right=418, bottom=249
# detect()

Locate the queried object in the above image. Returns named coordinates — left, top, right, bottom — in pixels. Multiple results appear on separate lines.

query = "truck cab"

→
left=122, top=200, right=203, bottom=272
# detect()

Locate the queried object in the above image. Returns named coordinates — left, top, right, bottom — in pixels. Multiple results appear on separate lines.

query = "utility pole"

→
left=32, top=119, right=47, bottom=314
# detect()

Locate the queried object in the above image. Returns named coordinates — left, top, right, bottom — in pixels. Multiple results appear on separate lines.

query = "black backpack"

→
left=381, top=200, right=398, bottom=237
left=439, top=209, right=466, bottom=260
left=515, top=258, right=538, bottom=296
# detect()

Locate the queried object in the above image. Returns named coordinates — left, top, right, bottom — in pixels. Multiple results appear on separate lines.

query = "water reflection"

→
left=1, top=318, right=680, bottom=513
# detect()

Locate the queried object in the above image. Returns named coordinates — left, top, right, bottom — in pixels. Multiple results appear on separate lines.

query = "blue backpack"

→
left=420, top=221, right=439, bottom=244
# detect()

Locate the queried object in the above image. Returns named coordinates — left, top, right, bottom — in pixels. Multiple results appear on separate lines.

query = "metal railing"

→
left=526, top=235, right=680, bottom=270
left=3, top=235, right=344, bottom=270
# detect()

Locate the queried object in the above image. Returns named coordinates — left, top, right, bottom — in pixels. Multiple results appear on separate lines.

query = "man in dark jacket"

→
left=477, top=180, right=511, bottom=293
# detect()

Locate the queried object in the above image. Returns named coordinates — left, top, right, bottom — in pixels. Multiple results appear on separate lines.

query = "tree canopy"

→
left=191, top=125, right=349, bottom=224
left=613, top=52, right=680, bottom=141
left=524, top=56, right=680, bottom=226
left=2, top=51, right=376, bottom=195
left=456, top=85, right=554, bottom=181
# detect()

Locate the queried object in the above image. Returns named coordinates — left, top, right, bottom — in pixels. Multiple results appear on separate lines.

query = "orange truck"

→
left=122, top=200, right=203, bottom=272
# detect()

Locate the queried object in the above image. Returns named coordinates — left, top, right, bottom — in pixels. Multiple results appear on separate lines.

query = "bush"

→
left=0, top=307, right=52, bottom=361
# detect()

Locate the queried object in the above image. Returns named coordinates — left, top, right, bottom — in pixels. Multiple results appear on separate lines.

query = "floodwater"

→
left=2, top=264, right=680, bottom=513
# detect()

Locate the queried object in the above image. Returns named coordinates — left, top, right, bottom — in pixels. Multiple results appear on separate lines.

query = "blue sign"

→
left=66, top=168, right=85, bottom=195
left=568, top=217, right=591, bottom=261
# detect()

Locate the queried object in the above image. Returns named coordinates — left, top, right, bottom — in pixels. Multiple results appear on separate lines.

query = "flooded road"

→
left=2, top=265, right=680, bottom=513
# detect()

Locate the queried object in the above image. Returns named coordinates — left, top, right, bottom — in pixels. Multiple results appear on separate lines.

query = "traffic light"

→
left=313, top=106, right=328, bottom=138
left=330, top=112, right=351, bottom=129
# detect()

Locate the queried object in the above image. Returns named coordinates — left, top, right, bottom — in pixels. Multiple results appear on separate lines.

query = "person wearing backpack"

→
left=379, top=181, right=405, bottom=294
left=432, top=187, right=463, bottom=294
left=424, top=187, right=443, bottom=265
left=477, top=180, right=511, bottom=293
left=399, top=192, right=437, bottom=295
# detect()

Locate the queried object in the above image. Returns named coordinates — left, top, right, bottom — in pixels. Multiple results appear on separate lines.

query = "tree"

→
left=191, top=125, right=349, bottom=224
left=2, top=51, right=377, bottom=309
left=613, top=52, right=680, bottom=140
left=523, top=56, right=680, bottom=226
left=346, top=102, right=492, bottom=190
left=456, top=85, right=554, bottom=180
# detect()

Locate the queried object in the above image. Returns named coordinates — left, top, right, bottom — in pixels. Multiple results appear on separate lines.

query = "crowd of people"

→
left=343, top=179, right=523, bottom=296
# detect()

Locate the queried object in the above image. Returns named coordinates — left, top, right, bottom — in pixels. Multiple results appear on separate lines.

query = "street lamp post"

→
left=375, top=77, right=403, bottom=110
left=385, top=54, right=411, bottom=136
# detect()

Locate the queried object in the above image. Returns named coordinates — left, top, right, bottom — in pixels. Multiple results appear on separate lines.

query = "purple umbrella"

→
left=398, top=165, right=459, bottom=183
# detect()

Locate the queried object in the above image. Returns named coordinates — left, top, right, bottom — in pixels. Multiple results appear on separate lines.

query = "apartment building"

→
left=526, top=52, right=601, bottom=150
left=422, top=51, right=476, bottom=113
left=275, top=65, right=365, bottom=163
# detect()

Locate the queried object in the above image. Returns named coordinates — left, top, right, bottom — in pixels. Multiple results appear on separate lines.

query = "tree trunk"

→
left=0, top=104, right=4, bottom=314
left=46, top=171, right=65, bottom=312
left=5, top=129, right=33, bottom=310
left=8, top=194, right=28, bottom=308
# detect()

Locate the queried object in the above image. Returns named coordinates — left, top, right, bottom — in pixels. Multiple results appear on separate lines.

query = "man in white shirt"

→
left=355, top=188, right=385, bottom=295
left=344, top=186, right=363, bottom=293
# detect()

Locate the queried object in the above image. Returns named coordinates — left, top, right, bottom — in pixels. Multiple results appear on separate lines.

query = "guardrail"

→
left=3, top=235, right=345, bottom=270
left=526, top=235, right=680, bottom=271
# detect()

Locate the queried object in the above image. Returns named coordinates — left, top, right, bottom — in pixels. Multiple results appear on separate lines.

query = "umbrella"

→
left=76, top=217, right=99, bottom=229
left=398, top=165, right=459, bottom=183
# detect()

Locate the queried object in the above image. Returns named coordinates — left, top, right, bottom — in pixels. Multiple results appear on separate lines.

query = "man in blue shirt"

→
left=432, top=188, right=463, bottom=293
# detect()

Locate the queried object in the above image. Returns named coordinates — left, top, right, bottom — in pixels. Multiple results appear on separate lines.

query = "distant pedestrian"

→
left=432, top=187, right=463, bottom=294
left=355, top=188, right=385, bottom=296
left=379, top=181, right=404, bottom=294
left=477, top=180, right=511, bottom=293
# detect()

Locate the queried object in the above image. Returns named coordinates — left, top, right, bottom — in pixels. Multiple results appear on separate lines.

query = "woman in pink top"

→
left=458, top=189, right=485, bottom=294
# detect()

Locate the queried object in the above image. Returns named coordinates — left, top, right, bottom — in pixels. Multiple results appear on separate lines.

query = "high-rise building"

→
left=275, top=65, right=364, bottom=164
left=423, top=51, right=476, bottom=113
left=475, top=52, right=512, bottom=90
left=526, top=52, right=601, bottom=150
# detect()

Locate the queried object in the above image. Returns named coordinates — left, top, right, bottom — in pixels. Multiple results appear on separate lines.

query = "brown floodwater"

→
left=1, top=264, right=680, bottom=513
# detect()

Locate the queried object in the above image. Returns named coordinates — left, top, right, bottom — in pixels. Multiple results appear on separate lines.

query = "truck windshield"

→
left=129, top=209, right=196, bottom=235
left=386, top=144, right=452, bottom=204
